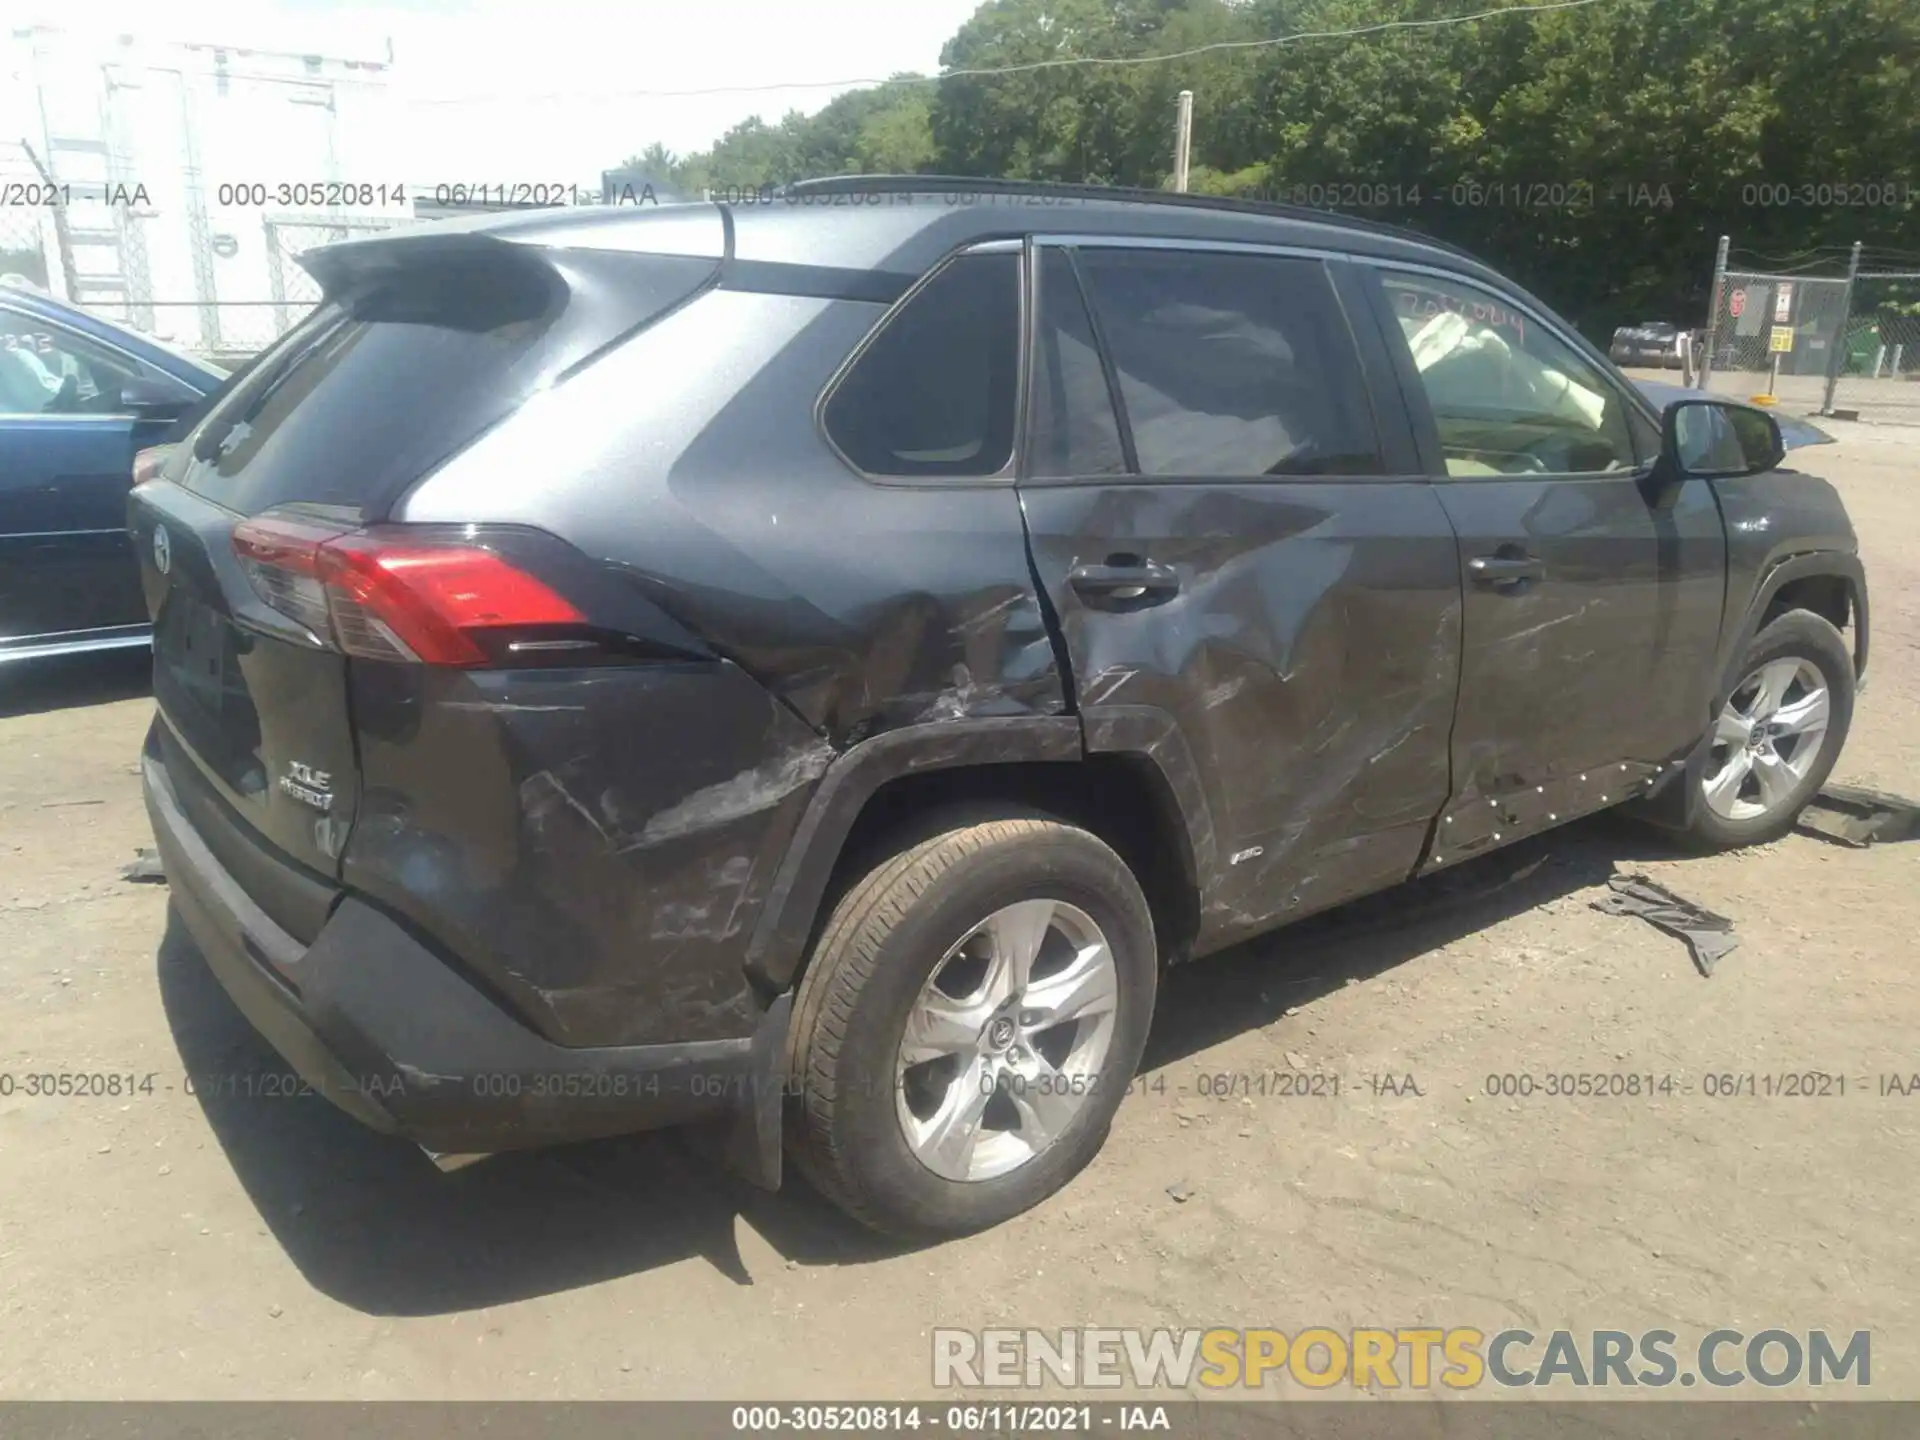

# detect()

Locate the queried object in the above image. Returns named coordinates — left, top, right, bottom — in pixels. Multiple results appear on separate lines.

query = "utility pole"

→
left=1172, top=90, right=1193, bottom=193
left=1820, top=239, right=1863, bottom=415
left=1698, top=233, right=1730, bottom=391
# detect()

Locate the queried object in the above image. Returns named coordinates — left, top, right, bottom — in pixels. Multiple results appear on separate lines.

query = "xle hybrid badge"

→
left=278, top=761, right=333, bottom=811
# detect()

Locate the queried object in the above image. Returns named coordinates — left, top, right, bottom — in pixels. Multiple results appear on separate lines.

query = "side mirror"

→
left=117, top=374, right=197, bottom=419
left=1660, top=398, right=1786, bottom=480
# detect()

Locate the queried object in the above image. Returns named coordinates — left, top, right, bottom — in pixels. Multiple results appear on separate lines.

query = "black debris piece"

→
left=1591, top=873, right=1737, bottom=977
left=120, top=848, right=166, bottom=884
left=1795, top=783, right=1920, bottom=848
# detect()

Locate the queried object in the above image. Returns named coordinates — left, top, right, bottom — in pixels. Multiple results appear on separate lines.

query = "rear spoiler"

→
left=298, top=202, right=730, bottom=295
left=298, top=229, right=534, bottom=296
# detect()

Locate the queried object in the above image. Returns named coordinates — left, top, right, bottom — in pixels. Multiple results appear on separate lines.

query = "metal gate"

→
left=1699, top=237, right=1920, bottom=424
left=1701, top=267, right=1851, bottom=412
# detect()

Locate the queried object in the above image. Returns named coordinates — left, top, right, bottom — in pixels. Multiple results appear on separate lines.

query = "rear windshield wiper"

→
left=192, top=309, right=349, bottom=463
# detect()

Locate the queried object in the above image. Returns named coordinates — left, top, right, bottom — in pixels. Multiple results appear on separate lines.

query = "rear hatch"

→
left=130, top=221, right=722, bottom=928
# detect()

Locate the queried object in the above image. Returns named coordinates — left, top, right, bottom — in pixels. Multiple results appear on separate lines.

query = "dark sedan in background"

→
left=1, top=284, right=222, bottom=663
left=1610, top=320, right=1688, bottom=368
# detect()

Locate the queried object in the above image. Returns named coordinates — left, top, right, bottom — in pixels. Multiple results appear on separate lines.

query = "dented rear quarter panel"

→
left=344, top=661, right=830, bottom=1047
left=369, top=288, right=1064, bottom=1043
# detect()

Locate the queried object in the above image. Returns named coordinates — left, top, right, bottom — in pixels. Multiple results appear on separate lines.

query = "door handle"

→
left=1468, top=554, right=1544, bottom=588
left=1068, top=558, right=1180, bottom=606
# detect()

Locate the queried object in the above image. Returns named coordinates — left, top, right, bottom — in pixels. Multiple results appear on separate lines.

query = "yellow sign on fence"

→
left=1769, top=325, right=1796, bottom=353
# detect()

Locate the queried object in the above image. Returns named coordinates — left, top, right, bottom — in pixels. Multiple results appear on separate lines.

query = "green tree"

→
left=622, top=0, right=1920, bottom=335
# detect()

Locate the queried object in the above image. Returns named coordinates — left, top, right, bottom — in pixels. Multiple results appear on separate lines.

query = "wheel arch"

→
left=743, top=716, right=1207, bottom=995
left=1639, top=553, right=1865, bottom=833
left=1724, top=551, right=1868, bottom=696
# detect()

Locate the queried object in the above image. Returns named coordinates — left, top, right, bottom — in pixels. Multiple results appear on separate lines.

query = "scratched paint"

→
left=344, top=662, right=824, bottom=1047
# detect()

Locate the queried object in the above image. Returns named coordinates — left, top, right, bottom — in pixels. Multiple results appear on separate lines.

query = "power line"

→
left=410, top=0, right=1621, bottom=107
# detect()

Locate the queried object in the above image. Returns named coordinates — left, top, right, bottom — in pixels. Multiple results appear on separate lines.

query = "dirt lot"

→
left=2, top=424, right=1916, bottom=1403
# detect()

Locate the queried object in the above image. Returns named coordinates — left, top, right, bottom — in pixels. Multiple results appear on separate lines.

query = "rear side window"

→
left=1029, top=248, right=1128, bottom=478
left=180, top=246, right=715, bottom=517
left=1074, top=249, right=1382, bottom=477
left=823, top=251, right=1019, bottom=477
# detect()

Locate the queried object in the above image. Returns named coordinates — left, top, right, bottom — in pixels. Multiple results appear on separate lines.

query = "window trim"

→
left=1355, top=259, right=1661, bottom=484
left=1032, top=234, right=1350, bottom=263
left=1020, top=237, right=1395, bottom=486
left=0, top=302, right=208, bottom=423
left=1020, top=242, right=1138, bottom=482
left=812, top=240, right=1029, bottom=488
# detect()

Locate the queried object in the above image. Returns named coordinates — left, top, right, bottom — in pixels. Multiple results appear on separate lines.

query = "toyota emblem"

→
left=152, top=523, right=172, bottom=575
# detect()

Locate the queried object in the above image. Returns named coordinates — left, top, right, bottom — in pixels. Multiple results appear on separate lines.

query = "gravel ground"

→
left=1, top=423, right=1915, bottom=1401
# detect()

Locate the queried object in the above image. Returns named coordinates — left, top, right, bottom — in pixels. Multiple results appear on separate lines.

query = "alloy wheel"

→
left=895, top=899, right=1119, bottom=1182
left=1702, top=657, right=1831, bottom=822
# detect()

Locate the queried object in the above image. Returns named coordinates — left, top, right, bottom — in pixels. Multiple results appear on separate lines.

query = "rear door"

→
left=1017, top=239, right=1464, bottom=948
left=0, top=302, right=195, bottom=646
left=1356, top=264, right=1726, bottom=866
left=129, top=233, right=722, bottom=890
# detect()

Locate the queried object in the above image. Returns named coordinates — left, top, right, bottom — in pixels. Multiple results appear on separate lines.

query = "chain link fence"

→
left=1700, top=270, right=1852, bottom=412
left=0, top=144, right=61, bottom=292
left=1693, top=239, right=1920, bottom=424
left=1829, top=273, right=1920, bottom=424
left=110, top=208, right=411, bottom=364
left=263, top=217, right=397, bottom=337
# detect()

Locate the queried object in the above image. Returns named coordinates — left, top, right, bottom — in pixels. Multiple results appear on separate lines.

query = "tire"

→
left=785, top=815, right=1157, bottom=1239
left=1684, top=609, right=1854, bottom=849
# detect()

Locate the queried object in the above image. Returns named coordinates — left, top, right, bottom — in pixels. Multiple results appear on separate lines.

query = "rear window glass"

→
left=179, top=246, right=714, bottom=517
left=823, top=251, right=1019, bottom=477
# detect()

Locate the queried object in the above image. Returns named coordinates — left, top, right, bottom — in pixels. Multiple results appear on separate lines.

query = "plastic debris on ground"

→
left=1591, top=873, right=1738, bottom=977
left=1795, top=783, right=1920, bottom=848
left=119, top=848, right=166, bottom=884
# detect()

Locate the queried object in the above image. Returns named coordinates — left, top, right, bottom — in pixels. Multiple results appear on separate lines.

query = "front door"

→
left=1017, top=241, right=1465, bottom=951
left=1357, top=265, right=1727, bottom=866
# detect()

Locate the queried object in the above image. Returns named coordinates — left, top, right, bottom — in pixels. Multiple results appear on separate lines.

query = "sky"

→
left=13, top=0, right=988, bottom=179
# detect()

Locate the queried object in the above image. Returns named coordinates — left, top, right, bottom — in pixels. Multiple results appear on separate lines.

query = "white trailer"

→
left=2, top=23, right=409, bottom=362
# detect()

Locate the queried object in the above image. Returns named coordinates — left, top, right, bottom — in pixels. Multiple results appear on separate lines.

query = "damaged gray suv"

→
left=131, top=176, right=1868, bottom=1238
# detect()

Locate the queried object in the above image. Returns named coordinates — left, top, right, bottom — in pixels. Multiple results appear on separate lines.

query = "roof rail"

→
left=780, top=174, right=1478, bottom=261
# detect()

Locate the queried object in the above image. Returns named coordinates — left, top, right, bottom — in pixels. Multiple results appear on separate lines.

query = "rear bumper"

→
left=144, top=743, right=777, bottom=1157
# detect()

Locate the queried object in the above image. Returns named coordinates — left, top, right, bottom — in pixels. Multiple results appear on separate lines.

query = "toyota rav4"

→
left=131, top=178, right=1869, bottom=1238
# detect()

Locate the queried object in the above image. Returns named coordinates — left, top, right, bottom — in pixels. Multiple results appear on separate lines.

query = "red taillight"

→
left=231, top=517, right=584, bottom=666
